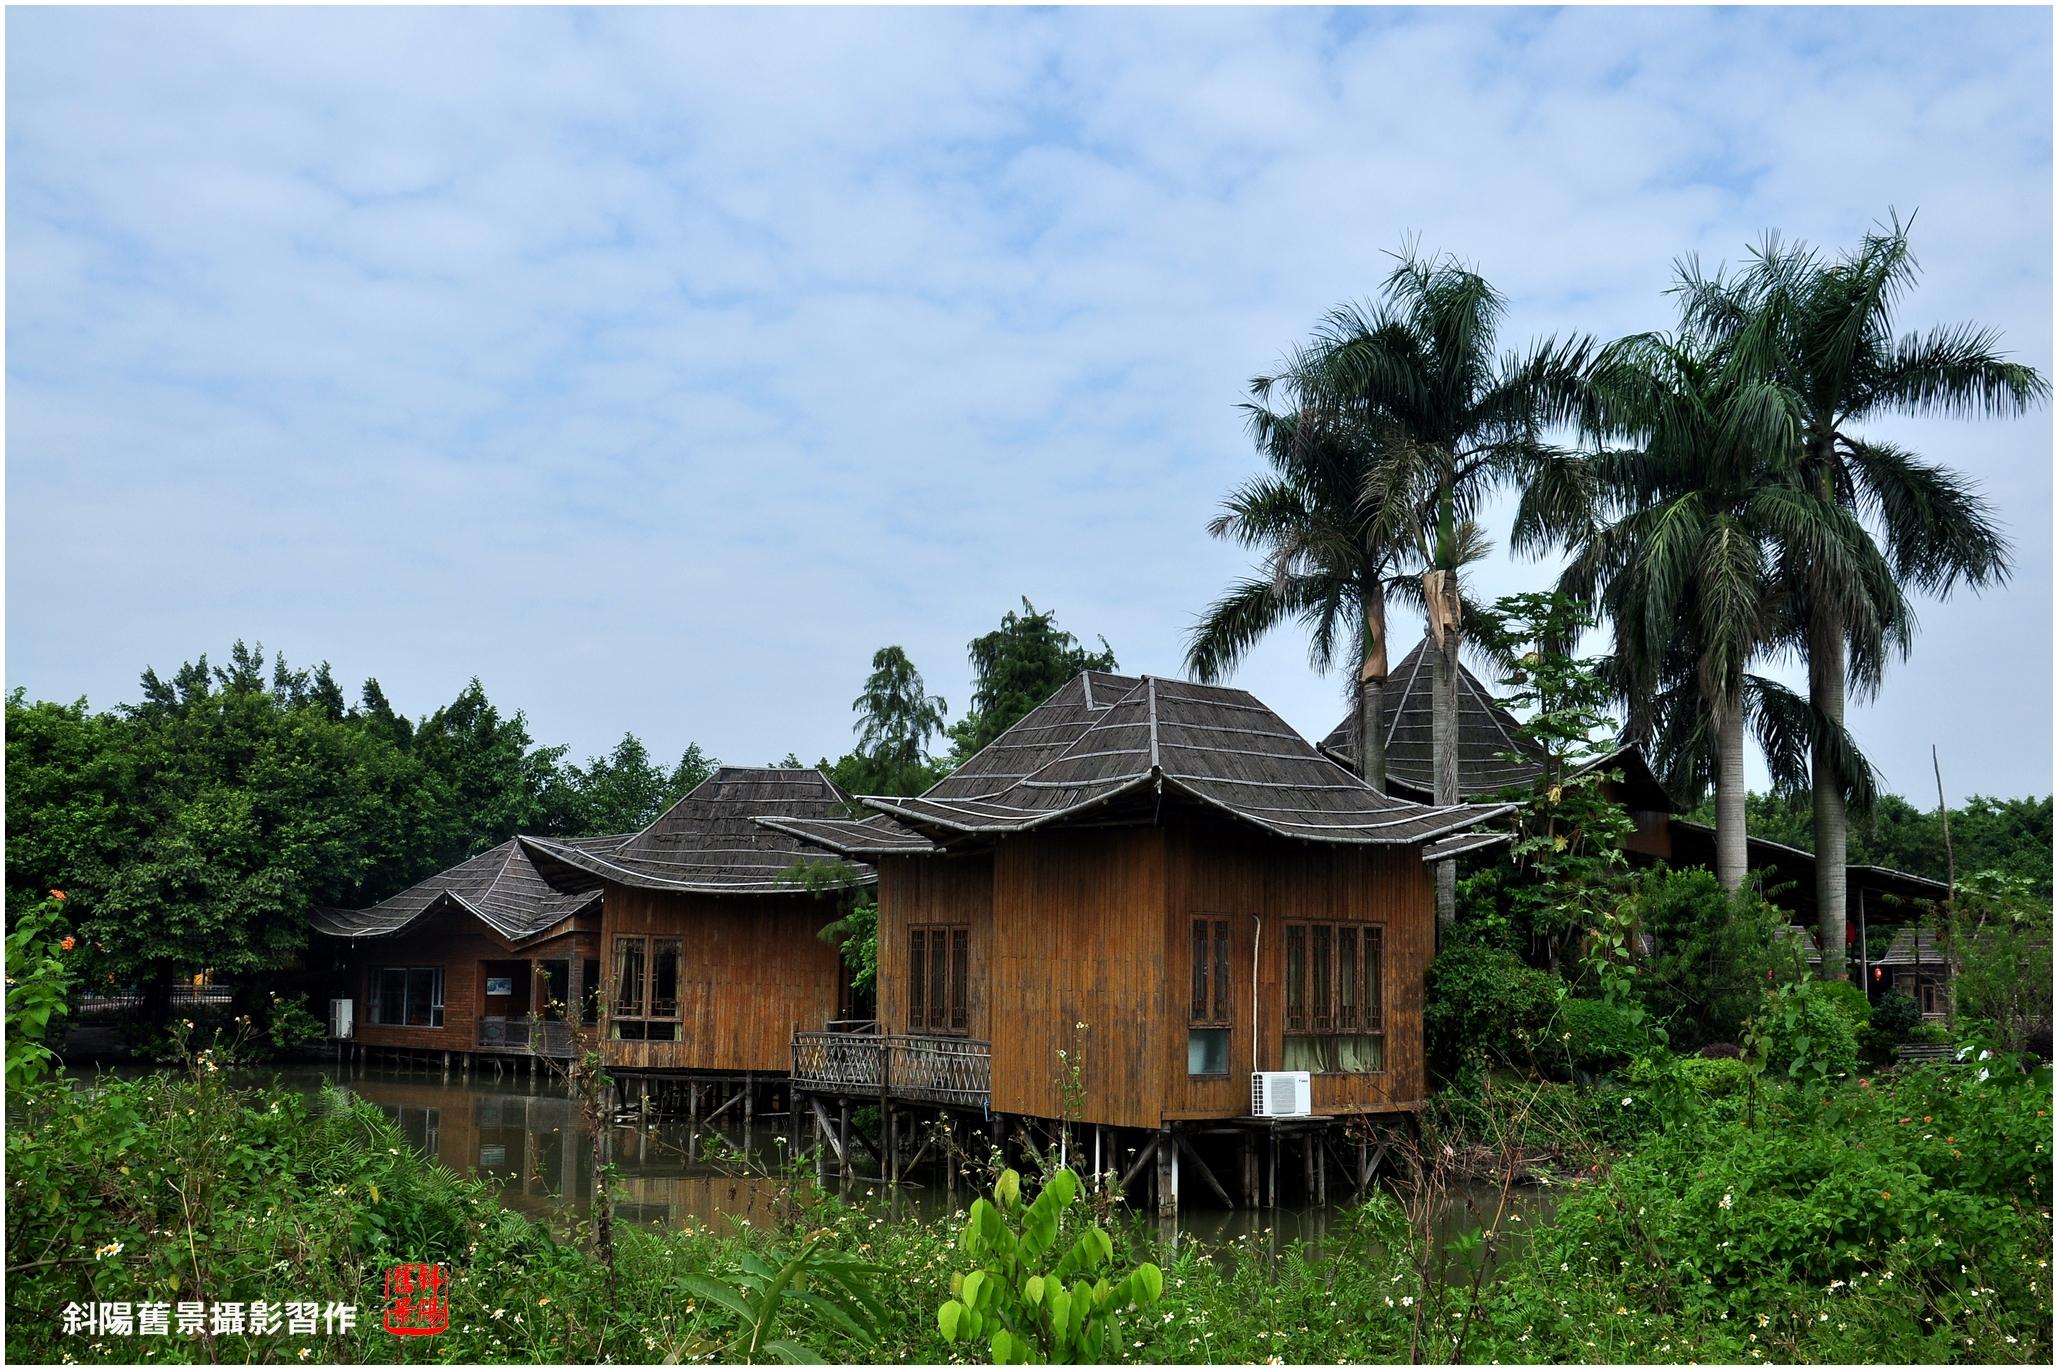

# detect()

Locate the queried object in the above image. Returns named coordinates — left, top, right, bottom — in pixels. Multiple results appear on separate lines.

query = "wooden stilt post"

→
left=1316, top=1131, right=1327, bottom=1205
left=1243, top=1132, right=1257, bottom=1207
left=1267, top=1130, right=1279, bottom=1209
left=1157, top=1124, right=1177, bottom=1217
left=839, top=1099, right=853, bottom=1186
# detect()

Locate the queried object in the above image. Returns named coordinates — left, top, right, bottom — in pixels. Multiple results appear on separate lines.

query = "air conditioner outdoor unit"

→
left=328, top=998, right=354, bottom=1041
left=1251, top=1070, right=1311, bottom=1118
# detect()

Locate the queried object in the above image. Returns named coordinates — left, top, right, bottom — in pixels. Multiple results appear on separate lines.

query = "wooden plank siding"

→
left=1163, top=821, right=1431, bottom=1118
left=599, top=882, right=846, bottom=1074
left=333, top=905, right=599, bottom=1054
left=875, top=815, right=1433, bottom=1131
left=875, top=851, right=996, bottom=1043
left=987, top=828, right=1166, bottom=1130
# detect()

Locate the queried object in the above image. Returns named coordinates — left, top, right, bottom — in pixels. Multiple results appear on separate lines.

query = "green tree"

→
left=566, top=734, right=716, bottom=834
left=5, top=645, right=600, bottom=1025
left=1186, top=405, right=1420, bottom=791
left=946, top=600, right=1115, bottom=765
left=1262, top=246, right=1591, bottom=927
left=1677, top=215, right=2044, bottom=977
left=827, top=646, right=950, bottom=798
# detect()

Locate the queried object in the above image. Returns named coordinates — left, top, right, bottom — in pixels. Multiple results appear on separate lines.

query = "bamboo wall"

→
left=599, top=883, right=845, bottom=1074
left=968, top=817, right=1432, bottom=1129
left=1163, top=821, right=1431, bottom=1118
left=875, top=851, right=995, bottom=1041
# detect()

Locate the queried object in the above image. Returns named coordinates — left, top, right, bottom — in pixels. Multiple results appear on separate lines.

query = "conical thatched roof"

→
left=761, top=672, right=1507, bottom=857
left=525, top=766, right=876, bottom=893
left=1318, top=635, right=1549, bottom=800
left=309, top=831, right=627, bottom=945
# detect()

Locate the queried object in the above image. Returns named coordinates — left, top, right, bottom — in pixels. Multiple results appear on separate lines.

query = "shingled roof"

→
left=1318, top=635, right=1549, bottom=800
left=309, top=831, right=626, bottom=945
left=760, top=672, right=1508, bottom=856
left=524, top=766, right=877, bottom=893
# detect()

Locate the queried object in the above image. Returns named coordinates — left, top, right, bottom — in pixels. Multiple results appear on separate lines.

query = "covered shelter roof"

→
left=760, top=671, right=1508, bottom=857
left=524, top=766, right=876, bottom=894
left=1662, top=821, right=1951, bottom=921
left=309, top=832, right=626, bottom=946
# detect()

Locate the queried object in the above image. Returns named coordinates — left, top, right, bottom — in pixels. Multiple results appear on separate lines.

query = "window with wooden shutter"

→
left=1281, top=921, right=1384, bottom=1073
left=608, top=936, right=681, bottom=1041
left=1188, top=916, right=1232, bottom=1074
left=909, top=926, right=970, bottom=1034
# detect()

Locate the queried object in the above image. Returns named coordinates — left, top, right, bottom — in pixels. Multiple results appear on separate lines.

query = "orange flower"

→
left=60, top=936, right=76, bottom=951
left=49, top=889, right=65, bottom=901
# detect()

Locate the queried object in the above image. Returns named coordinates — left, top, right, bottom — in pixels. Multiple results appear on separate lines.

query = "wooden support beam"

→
left=1157, top=1126, right=1177, bottom=1217
left=810, top=1096, right=846, bottom=1165
left=1117, top=1133, right=1160, bottom=1193
left=701, top=1086, right=749, bottom=1124
left=1175, top=1133, right=1234, bottom=1209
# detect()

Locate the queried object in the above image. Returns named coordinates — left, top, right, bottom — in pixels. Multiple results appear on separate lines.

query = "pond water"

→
left=75, top=1058, right=1558, bottom=1273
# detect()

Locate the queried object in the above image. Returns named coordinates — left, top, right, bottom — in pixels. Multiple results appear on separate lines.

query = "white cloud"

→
left=7, top=5, right=2049, bottom=801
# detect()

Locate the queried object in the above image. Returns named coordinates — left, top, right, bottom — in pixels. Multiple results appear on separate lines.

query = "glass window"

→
left=610, top=937, right=682, bottom=1038
left=1281, top=922, right=1383, bottom=1074
left=371, top=968, right=442, bottom=1027
left=1187, top=1028, right=1229, bottom=1076
left=651, top=941, right=681, bottom=1020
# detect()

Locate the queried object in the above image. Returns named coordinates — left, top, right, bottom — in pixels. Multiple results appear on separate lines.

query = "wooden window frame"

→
left=609, top=936, right=682, bottom=1041
left=908, top=926, right=970, bottom=1035
left=1282, top=921, right=1385, bottom=1074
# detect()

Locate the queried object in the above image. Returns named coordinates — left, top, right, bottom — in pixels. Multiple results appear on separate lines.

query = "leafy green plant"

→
left=5, top=891, right=75, bottom=1090
left=678, top=1235, right=884, bottom=1363
left=263, top=991, right=329, bottom=1052
left=937, top=1167, right=1163, bottom=1363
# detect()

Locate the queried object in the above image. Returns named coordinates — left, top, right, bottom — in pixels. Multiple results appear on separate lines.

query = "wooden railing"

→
left=792, top=1030, right=991, bottom=1107
left=478, top=1017, right=577, bottom=1059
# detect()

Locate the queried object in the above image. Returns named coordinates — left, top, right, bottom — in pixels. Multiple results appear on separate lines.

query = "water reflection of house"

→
left=524, top=767, right=871, bottom=1081
left=311, top=835, right=630, bottom=1064
left=770, top=671, right=1502, bottom=1211
left=1317, top=633, right=1951, bottom=934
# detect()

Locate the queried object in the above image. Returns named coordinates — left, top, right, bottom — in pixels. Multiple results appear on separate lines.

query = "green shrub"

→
left=1557, top=996, right=1646, bottom=1074
left=1677, top=1054, right=1752, bottom=1098
left=1423, top=934, right=1559, bottom=1077
left=1632, top=865, right=1787, bottom=1049
left=1870, top=991, right=1922, bottom=1043
left=1816, top=977, right=1872, bottom=1027
left=1763, top=989, right=1860, bottom=1079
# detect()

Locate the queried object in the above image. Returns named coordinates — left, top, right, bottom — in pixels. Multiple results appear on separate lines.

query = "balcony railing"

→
left=792, top=1030, right=991, bottom=1108
left=478, top=1017, right=577, bottom=1059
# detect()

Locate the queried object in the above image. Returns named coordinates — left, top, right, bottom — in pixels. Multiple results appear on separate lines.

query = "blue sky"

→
left=7, top=6, right=2051, bottom=805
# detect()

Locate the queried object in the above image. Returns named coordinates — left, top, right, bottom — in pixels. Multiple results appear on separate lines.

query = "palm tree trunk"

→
left=1431, top=619, right=1461, bottom=933
left=1358, top=582, right=1390, bottom=792
left=1356, top=675, right=1385, bottom=792
left=1810, top=622, right=1849, bottom=980
left=1714, top=697, right=1748, bottom=893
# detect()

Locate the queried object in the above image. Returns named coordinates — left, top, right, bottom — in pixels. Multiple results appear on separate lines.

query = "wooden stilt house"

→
left=523, top=767, right=872, bottom=1082
left=310, top=833, right=627, bottom=1063
left=765, top=671, right=1506, bottom=1195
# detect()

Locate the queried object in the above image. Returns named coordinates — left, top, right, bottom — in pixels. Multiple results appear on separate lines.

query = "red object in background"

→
left=1847, top=922, right=1857, bottom=945
left=384, top=1263, right=450, bottom=1336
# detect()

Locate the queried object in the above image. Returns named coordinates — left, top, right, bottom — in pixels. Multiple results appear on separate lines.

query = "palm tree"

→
left=1562, top=331, right=1847, bottom=891
left=1261, top=246, right=1591, bottom=927
left=1186, top=405, right=1418, bottom=792
left=1677, top=216, right=2045, bottom=975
